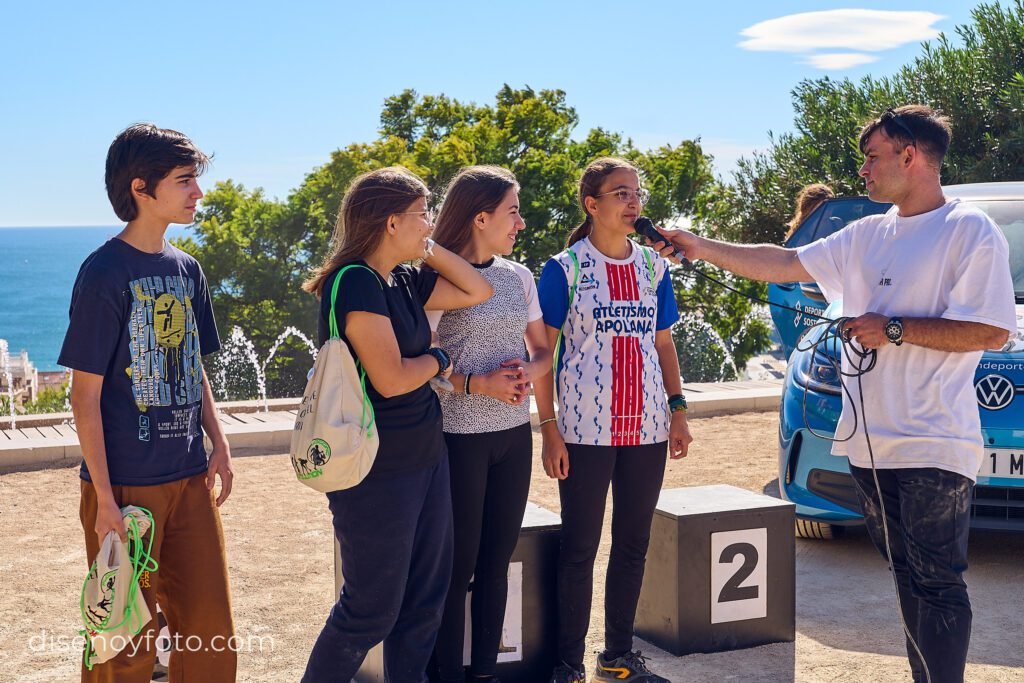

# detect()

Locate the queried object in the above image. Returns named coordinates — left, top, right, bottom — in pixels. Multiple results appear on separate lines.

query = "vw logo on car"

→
left=975, top=374, right=1016, bottom=410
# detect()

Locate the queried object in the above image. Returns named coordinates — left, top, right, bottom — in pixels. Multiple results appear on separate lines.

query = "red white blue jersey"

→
left=538, top=238, right=679, bottom=446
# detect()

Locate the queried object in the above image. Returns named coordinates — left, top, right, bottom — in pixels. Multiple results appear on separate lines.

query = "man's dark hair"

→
left=858, top=105, right=952, bottom=168
left=105, top=123, right=210, bottom=222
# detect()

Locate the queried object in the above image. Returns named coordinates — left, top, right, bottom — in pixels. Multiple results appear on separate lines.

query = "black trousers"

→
left=556, top=441, right=667, bottom=669
left=303, top=455, right=454, bottom=683
left=434, top=424, right=533, bottom=680
left=850, top=465, right=974, bottom=683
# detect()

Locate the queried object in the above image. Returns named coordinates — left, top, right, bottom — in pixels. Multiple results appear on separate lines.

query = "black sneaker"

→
left=550, top=662, right=586, bottom=683
left=594, top=650, right=670, bottom=682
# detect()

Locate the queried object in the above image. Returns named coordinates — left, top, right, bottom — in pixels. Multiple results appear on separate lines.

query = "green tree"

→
left=26, top=384, right=70, bottom=414
left=1, top=382, right=70, bottom=416
left=720, top=0, right=1024, bottom=247
left=178, top=86, right=730, bottom=396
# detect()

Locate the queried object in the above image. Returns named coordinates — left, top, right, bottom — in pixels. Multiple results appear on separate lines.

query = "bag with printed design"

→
left=80, top=505, right=158, bottom=669
left=290, top=264, right=380, bottom=492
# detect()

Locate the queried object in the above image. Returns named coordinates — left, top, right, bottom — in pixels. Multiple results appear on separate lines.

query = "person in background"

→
left=783, top=183, right=835, bottom=242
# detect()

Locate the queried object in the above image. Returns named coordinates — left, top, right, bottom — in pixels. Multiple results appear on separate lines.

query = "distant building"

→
left=0, top=350, right=40, bottom=405
left=38, top=369, right=69, bottom=393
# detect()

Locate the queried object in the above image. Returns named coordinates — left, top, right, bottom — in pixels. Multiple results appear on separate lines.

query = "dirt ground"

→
left=1, top=412, right=1022, bottom=682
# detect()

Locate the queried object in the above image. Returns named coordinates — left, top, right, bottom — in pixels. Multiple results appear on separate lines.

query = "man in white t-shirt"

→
left=649, top=105, right=1015, bottom=683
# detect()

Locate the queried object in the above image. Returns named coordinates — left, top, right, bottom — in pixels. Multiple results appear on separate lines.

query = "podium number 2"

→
left=718, top=543, right=759, bottom=602
left=711, top=528, right=767, bottom=624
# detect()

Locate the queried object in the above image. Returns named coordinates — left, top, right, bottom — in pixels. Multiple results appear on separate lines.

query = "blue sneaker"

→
left=594, top=650, right=669, bottom=682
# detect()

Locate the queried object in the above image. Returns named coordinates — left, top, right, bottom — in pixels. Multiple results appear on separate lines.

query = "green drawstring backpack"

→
left=290, top=265, right=381, bottom=492
left=80, top=505, right=158, bottom=669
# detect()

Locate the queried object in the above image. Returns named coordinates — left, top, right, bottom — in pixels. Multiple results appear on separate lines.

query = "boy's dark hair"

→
left=105, top=123, right=211, bottom=222
left=858, top=105, right=952, bottom=169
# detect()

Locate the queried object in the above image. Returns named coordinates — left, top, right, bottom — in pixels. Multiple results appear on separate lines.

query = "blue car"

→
left=769, top=182, right=1024, bottom=538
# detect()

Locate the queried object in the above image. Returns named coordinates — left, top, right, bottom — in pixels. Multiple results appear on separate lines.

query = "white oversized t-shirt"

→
left=797, top=199, right=1016, bottom=480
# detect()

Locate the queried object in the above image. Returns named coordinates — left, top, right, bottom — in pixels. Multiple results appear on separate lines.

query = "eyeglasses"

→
left=881, top=108, right=916, bottom=147
left=594, top=188, right=650, bottom=206
left=396, top=208, right=435, bottom=224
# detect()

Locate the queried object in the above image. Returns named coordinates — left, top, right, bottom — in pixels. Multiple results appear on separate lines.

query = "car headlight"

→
left=793, top=348, right=842, bottom=395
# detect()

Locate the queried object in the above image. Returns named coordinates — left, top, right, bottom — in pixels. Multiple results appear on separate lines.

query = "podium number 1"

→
left=711, top=528, right=767, bottom=624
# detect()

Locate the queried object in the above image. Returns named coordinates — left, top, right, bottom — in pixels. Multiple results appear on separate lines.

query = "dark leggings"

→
left=434, top=423, right=533, bottom=680
left=557, top=441, right=667, bottom=669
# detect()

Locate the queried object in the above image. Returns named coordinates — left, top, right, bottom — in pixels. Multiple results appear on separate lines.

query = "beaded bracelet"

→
left=538, top=417, right=557, bottom=427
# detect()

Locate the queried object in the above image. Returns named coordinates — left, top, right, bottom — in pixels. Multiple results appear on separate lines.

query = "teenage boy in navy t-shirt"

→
left=60, top=124, right=236, bottom=682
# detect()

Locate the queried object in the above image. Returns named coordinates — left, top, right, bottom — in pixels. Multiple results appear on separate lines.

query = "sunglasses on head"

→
left=881, top=108, right=917, bottom=147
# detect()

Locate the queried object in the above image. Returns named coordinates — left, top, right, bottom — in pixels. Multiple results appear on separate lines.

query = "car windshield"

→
left=966, top=200, right=1024, bottom=301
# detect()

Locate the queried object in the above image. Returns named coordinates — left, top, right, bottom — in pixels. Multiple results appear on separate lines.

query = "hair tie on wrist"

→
left=464, top=373, right=473, bottom=395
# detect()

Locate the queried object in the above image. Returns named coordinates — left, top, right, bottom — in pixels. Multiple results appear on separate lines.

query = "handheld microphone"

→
left=633, top=216, right=691, bottom=268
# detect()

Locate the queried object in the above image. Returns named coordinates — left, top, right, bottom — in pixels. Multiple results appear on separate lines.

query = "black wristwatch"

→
left=426, top=347, right=451, bottom=375
left=885, top=317, right=904, bottom=346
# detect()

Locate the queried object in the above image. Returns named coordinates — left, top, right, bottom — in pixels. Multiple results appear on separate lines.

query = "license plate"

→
left=981, top=449, right=1024, bottom=479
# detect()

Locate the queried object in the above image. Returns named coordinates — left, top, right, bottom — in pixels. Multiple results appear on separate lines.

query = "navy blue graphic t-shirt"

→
left=58, top=238, right=220, bottom=486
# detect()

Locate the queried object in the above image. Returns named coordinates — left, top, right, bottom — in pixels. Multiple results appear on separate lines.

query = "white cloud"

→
left=804, top=53, right=880, bottom=70
left=739, top=9, right=944, bottom=54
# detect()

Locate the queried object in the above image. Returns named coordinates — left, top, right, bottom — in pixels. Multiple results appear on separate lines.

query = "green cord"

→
left=80, top=506, right=159, bottom=670
left=552, top=250, right=581, bottom=376
left=358, top=363, right=376, bottom=437
left=330, top=264, right=380, bottom=437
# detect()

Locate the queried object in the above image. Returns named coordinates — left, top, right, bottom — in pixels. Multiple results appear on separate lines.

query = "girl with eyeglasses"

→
left=300, top=166, right=492, bottom=682
left=424, top=165, right=552, bottom=683
left=534, top=157, right=692, bottom=683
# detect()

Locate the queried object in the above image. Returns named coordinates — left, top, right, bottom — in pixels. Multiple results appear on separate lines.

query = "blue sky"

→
left=0, top=0, right=976, bottom=227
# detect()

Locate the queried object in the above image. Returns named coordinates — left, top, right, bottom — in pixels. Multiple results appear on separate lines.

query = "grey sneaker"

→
left=594, top=650, right=670, bottom=682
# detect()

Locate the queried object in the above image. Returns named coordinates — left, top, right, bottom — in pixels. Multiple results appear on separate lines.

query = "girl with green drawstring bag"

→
left=290, top=264, right=381, bottom=492
left=80, top=505, right=158, bottom=669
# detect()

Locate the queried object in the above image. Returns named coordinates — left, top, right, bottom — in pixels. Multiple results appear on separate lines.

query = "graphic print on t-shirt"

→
left=127, top=275, right=203, bottom=415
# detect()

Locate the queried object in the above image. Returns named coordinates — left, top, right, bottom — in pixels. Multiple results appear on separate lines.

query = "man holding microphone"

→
left=649, top=105, right=1014, bottom=683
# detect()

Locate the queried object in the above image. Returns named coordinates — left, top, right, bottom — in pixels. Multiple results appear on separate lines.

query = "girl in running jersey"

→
left=427, top=165, right=552, bottom=682
left=534, top=156, right=692, bottom=683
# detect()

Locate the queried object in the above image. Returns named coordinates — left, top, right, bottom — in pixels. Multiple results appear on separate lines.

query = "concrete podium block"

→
left=636, top=485, right=795, bottom=656
left=341, top=501, right=561, bottom=682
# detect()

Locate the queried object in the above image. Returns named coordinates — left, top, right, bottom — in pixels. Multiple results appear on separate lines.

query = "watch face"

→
left=886, top=320, right=902, bottom=341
